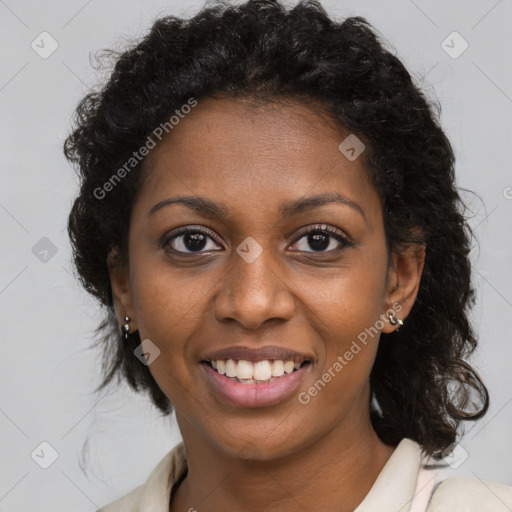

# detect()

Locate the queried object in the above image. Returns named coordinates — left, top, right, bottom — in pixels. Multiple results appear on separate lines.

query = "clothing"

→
left=96, top=438, right=512, bottom=511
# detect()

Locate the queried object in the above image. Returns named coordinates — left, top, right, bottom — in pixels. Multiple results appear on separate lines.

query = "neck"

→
left=170, top=413, right=396, bottom=512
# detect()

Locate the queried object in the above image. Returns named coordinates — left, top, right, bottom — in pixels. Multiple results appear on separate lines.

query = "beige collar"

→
left=136, top=437, right=435, bottom=512
left=355, top=438, right=438, bottom=512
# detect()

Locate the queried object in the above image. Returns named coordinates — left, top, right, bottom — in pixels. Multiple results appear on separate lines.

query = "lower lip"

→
left=200, top=362, right=310, bottom=408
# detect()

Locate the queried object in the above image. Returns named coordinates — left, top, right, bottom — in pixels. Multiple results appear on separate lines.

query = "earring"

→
left=388, top=311, right=404, bottom=329
left=123, top=315, right=131, bottom=340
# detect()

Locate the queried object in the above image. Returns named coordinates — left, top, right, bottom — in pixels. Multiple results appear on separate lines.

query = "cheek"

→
left=130, top=251, right=211, bottom=341
left=127, top=248, right=226, bottom=387
left=305, top=255, right=387, bottom=338
left=302, top=253, right=388, bottom=381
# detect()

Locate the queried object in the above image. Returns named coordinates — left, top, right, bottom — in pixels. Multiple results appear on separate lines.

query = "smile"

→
left=200, top=360, right=312, bottom=407
left=205, top=358, right=310, bottom=383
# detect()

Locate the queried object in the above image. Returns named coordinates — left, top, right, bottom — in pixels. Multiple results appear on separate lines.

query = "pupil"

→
left=308, top=233, right=328, bottom=251
left=185, top=233, right=206, bottom=251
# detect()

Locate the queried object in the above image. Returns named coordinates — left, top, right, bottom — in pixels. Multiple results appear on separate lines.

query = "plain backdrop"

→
left=1, top=0, right=511, bottom=510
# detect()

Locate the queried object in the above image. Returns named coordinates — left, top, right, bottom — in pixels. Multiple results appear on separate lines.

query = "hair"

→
left=64, top=0, right=489, bottom=457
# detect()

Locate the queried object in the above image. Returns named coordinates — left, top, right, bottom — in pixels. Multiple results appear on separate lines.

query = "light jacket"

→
left=96, top=438, right=512, bottom=511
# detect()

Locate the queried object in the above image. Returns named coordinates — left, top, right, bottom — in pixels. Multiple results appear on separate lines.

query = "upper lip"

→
left=201, top=345, right=313, bottom=364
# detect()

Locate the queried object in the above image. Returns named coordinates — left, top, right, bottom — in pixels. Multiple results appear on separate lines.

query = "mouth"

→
left=199, top=357, right=312, bottom=408
left=201, top=358, right=312, bottom=384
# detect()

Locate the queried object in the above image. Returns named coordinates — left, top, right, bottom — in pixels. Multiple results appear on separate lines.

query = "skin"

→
left=108, top=97, right=425, bottom=512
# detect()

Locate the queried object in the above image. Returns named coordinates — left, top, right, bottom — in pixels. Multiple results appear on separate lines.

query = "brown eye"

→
left=290, top=224, right=353, bottom=253
left=163, top=227, right=222, bottom=254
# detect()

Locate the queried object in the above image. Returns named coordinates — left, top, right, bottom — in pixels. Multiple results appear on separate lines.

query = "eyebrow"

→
left=147, top=192, right=368, bottom=226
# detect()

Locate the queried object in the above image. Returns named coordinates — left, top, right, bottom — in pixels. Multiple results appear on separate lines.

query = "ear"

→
left=381, top=242, right=426, bottom=334
left=107, top=246, right=137, bottom=332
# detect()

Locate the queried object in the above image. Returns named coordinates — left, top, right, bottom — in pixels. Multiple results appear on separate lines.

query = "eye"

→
left=289, top=224, right=353, bottom=253
left=163, top=226, right=222, bottom=254
left=162, top=224, right=353, bottom=255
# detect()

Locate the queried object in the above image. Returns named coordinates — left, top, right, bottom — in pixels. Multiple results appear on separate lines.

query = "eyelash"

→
left=161, top=224, right=354, bottom=255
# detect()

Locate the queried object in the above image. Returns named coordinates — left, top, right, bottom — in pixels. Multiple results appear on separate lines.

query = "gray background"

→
left=1, top=0, right=511, bottom=510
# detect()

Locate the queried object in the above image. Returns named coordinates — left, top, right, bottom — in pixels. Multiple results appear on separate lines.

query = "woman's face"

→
left=109, top=97, right=424, bottom=459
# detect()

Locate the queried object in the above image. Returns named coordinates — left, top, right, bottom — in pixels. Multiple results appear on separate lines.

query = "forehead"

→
left=134, top=97, right=381, bottom=226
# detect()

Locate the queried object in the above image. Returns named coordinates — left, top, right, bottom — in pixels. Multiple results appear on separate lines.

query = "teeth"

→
left=271, top=360, right=284, bottom=377
left=236, top=360, right=254, bottom=379
left=225, top=359, right=237, bottom=378
left=209, top=358, right=306, bottom=382
left=254, top=361, right=272, bottom=380
left=284, top=361, right=295, bottom=374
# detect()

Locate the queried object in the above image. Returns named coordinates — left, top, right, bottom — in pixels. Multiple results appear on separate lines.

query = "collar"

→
left=137, top=437, right=433, bottom=512
left=354, top=438, right=427, bottom=512
left=138, top=440, right=187, bottom=511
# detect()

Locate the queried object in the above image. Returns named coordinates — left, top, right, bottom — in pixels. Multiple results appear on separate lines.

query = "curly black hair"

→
left=64, top=0, right=489, bottom=456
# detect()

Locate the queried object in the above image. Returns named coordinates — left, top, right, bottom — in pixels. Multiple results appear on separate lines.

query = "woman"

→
left=64, top=1, right=512, bottom=510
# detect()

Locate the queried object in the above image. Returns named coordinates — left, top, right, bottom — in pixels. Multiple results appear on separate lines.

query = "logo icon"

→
left=32, top=237, right=58, bottom=263
left=441, top=441, right=469, bottom=469
left=134, top=339, right=161, bottom=366
left=31, top=441, right=59, bottom=469
left=31, top=32, right=59, bottom=59
left=441, top=32, right=469, bottom=59
left=338, top=134, right=365, bottom=161
left=236, top=237, right=263, bottom=263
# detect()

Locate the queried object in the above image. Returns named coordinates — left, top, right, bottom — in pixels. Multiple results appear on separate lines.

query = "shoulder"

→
left=94, top=441, right=187, bottom=512
left=427, top=476, right=512, bottom=511
left=94, top=483, right=145, bottom=512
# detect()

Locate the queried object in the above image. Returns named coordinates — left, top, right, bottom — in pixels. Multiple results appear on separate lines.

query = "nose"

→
left=212, top=243, right=295, bottom=330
